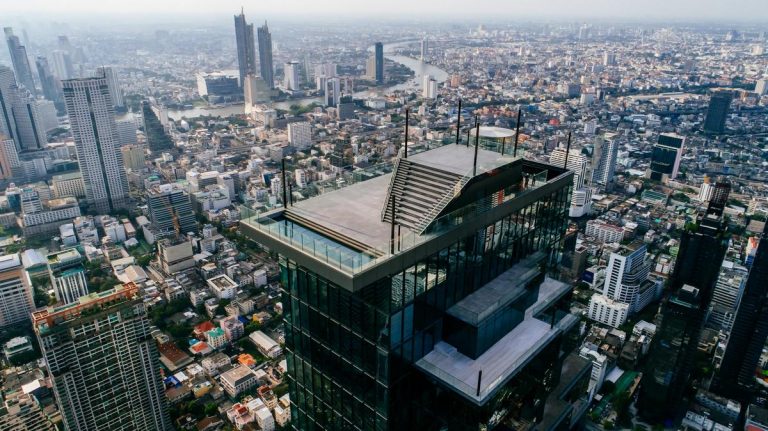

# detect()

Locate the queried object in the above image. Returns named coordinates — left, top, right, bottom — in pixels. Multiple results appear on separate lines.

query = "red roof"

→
left=195, top=321, right=215, bottom=333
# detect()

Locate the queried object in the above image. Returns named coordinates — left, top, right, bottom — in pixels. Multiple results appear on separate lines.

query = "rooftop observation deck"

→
left=240, top=140, right=572, bottom=291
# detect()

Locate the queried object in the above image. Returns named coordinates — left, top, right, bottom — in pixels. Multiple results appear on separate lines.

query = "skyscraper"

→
left=241, top=142, right=578, bottom=430
left=32, top=283, right=172, bottom=431
left=649, top=133, right=684, bottom=182
left=284, top=61, right=300, bottom=91
left=3, top=28, right=36, bottom=94
left=715, top=221, right=768, bottom=400
left=0, top=65, right=19, bottom=144
left=704, top=91, right=733, bottom=134
left=35, top=56, right=62, bottom=107
left=375, top=42, right=384, bottom=84
left=10, top=87, right=46, bottom=150
left=420, top=38, right=429, bottom=60
left=234, top=9, right=257, bottom=89
left=0, top=138, right=20, bottom=180
left=147, top=183, right=197, bottom=238
left=0, top=253, right=34, bottom=327
left=591, top=133, right=618, bottom=190
left=324, top=77, right=341, bottom=107
left=96, top=66, right=125, bottom=110
left=63, top=77, right=129, bottom=213
left=51, top=50, right=75, bottom=80
left=257, top=22, right=275, bottom=89
left=640, top=195, right=729, bottom=420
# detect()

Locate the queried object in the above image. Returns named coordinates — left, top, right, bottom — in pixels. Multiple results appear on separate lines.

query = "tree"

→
left=204, top=402, right=218, bottom=416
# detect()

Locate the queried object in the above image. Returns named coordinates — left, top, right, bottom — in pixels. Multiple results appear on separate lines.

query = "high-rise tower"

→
left=649, top=133, right=684, bottom=182
left=704, top=91, right=733, bottom=134
left=591, top=133, right=618, bottom=190
left=96, top=66, right=125, bottom=110
left=35, top=56, right=62, bottom=106
left=3, top=28, right=36, bottom=94
left=0, top=65, right=19, bottom=144
left=714, top=221, right=768, bottom=400
left=234, top=9, right=257, bottom=89
left=33, top=284, right=172, bottom=430
left=375, top=42, right=384, bottom=84
left=257, top=22, right=275, bottom=89
left=241, top=141, right=581, bottom=430
left=62, top=77, right=129, bottom=213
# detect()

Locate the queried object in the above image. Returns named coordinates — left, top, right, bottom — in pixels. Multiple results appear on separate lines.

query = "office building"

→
left=244, top=74, right=271, bottom=108
left=591, top=133, right=618, bottom=190
left=11, top=87, right=46, bottom=150
left=147, top=183, right=197, bottom=238
left=96, top=66, right=125, bottom=109
left=422, top=74, right=437, bottom=99
left=35, top=56, right=62, bottom=105
left=63, top=77, right=129, bottom=213
left=47, top=249, right=88, bottom=305
left=51, top=50, right=74, bottom=80
left=420, top=38, right=429, bottom=60
left=0, top=65, right=18, bottom=144
left=704, top=91, right=733, bottom=134
left=550, top=146, right=592, bottom=217
left=324, top=77, right=341, bottom=107
left=234, top=9, right=257, bottom=88
left=4, top=28, right=35, bottom=93
left=33, top=284, right=172, bottom=430
left=257, top=22, right=275, bottom=89
left=287, top=121, right=312, bottom=150
left=284, top=61, right=300, bottom=91
left=374, top=42, right=384, bottom=84
left=0, top=253, right=34, bottom=327
left=640, top=198, right=728, bottom=419
left=0, top=138, right=20, bottom=180
left=241, top=142, right=580, bottom=430
left=649, top=133, right=684, bottom=182
left=714, top=222, right=768, bottom=400
left=197, top=72, right=241, bottom=103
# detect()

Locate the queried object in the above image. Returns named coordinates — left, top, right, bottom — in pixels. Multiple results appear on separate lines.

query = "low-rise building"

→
left=249, top=330, right=282, bottom=358
left=219, top=366, right=258, bottom=398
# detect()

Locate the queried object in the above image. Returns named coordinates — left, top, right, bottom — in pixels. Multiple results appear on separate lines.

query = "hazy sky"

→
left=2, top=0, right=768, bottom=22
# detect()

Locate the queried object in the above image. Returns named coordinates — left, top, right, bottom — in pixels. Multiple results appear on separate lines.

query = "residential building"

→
left=51, top=172, right=85, bottom=198
left=157, top=239, right=195, bottom=275
left=257, top=22, right=274, bottom=89
left=121, top=144, right=145, bottom=171
left=62, top=77, right=129, bottom=213
left=207, top=274, right=238, bottom=300
left=422, top=74, right=437, bottom=99
left=585, top=219, right=625, bottom=243
left=0, top=391, right=55, bottom=431
left=96, top=66, right=124, bottom=109
left=550, top=146, right=592, bottom=217
left=0, top=138, right=20, bottom=180
left=220, top=366, right=258, bottom=398
left=234, top=9, right=257, bottom=88
left=374, top=42, right=384, bottom=84
left=587, top=293, right=630, bottom=328
left=32, top=284, right=171, bottom=430
left=283, top=61, right=300, bottom=91
left=240, top=143, right=578, bottom=430
left=206, top=327, right=228, bottom=350
left=707, top=262, right=748, bottom=333
left=221, top=315, right=244, bottom=341
left=324, top=77, right=341, bottom=107
left=287, top=121, right=312, bottom=150
left=591, top=133, right=618, bottom=190
left=47, top=249, right=88, bottom=305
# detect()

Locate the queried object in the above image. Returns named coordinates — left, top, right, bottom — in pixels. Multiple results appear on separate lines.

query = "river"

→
left=166, top=41, right=449, bottom=121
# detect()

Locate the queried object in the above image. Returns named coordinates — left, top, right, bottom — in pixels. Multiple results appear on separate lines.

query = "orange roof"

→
left=195, top=321, right=215, bottom=333
left=238, top=354, right=256, bottom=367
left=190, top=342, right=210, bottom=353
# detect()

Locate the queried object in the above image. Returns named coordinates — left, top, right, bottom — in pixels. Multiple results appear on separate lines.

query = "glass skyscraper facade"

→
left=242, top=141, right=582, bottom=430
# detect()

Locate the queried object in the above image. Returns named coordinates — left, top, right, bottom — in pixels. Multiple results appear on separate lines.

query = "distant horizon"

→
left=2, top=0, right=768, bottom=26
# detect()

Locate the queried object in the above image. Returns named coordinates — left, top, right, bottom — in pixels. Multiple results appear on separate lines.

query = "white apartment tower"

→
left=96, top=67, right=125, bottom=109
left=549, top=146, right=592, bottom=217
left=288, top=121, right=312, bottom=150
left=283, top=61, right=300, bottom=91
left=0, top=253, right=34, bottom=327
left=591, top=133, right=618, bottom=190
left=63, top=77, right=129, bottom=213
